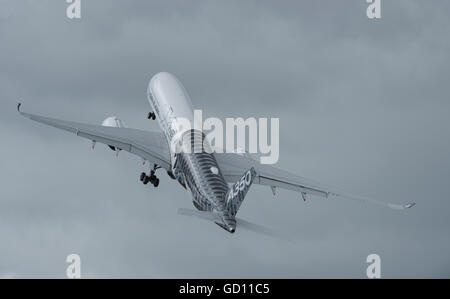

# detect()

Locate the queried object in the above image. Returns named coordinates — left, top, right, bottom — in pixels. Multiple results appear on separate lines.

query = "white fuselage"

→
left=147, top=72, right=195, bottom=166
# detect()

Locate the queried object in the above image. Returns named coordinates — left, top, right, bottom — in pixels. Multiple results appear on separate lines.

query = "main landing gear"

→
left=140, top=164, right=160, bottom=187
left=147, top=112, right=156, bottom=120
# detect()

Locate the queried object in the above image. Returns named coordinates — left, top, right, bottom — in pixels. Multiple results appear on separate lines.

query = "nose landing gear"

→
left=147, top=112, right=156, bottom=120
left=140, top=164, right=160, bottom=187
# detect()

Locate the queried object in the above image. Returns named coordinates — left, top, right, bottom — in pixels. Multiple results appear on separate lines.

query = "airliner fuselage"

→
left=147, top=72, right=237, bottom=232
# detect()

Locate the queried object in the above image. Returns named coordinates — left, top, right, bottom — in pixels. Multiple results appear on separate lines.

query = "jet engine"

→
left=101, top=116, right=127, bottom=151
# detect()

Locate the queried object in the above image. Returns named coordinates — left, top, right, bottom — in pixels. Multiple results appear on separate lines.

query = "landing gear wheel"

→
left=153, top=178, right=160, bottom=187
left=142, top=164, right=160, bottom=186
left=147, top=112, right=156, bottom=120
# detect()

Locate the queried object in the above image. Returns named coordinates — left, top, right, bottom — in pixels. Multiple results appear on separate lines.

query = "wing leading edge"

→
left=17, top=103, right=171, bottom=170
left=18, top=103, right=415, bottom=210
left=215, top=152, right=416, bottom=210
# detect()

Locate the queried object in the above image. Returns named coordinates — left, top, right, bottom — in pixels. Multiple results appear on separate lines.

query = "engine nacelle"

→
left=102, top=116, right=127, bottom=151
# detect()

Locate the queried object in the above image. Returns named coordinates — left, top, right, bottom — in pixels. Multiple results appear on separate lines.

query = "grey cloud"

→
left=0, top=0, right=449, bottom=278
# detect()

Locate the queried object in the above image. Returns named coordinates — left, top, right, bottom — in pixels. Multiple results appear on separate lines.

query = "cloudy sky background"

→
left=0, top=0, right=449, bottom=278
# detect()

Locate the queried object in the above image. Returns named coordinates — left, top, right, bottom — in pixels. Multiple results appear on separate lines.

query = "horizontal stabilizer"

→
left=177, top=208, right=292, bottom=241
left=177, top=208, right=220, bottom=222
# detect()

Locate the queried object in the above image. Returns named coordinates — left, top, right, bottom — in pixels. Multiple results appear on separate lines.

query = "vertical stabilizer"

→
left=225, top=167, right=257, bottom=216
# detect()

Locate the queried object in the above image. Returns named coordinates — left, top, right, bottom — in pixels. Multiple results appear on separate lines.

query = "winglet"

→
left=405, top=202, right=416, bottom=209
left=17, top=102, right=22, bottom=113
left=388, top=202, right=416, bottom=210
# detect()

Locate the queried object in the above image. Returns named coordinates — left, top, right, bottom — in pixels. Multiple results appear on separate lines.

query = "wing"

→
left=215, top=152, right=415, bottom=210
left=18, top=103, right=171, bottom=170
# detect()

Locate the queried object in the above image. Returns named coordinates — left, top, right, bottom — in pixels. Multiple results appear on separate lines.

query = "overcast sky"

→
left=0, top=0, right=449, bottom=278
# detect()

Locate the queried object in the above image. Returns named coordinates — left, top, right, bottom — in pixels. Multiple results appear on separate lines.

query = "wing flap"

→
left=258, top=175, right=328, bottom=197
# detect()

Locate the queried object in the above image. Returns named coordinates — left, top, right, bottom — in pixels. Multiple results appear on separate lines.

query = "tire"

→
left=153, top=178, right=160, bottom=187
left=140, top=172, right=146, bottom=181
left=143, top=176, right=150, bottom=185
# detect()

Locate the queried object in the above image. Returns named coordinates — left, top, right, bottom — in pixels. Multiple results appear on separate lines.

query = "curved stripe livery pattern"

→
left=174, top=130, right=229, bottom=213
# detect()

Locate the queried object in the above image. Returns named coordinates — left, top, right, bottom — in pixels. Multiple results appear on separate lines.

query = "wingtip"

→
left=388, top=202, right=416, bottom=210
left=405, top=202, right=416, bottom=209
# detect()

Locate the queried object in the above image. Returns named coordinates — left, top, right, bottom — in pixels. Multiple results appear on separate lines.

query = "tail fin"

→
left=225, top=167, right=257, bottom=216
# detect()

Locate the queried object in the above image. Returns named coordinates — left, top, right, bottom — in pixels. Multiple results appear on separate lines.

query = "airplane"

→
left=18, top=72, right=415, bottom=234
